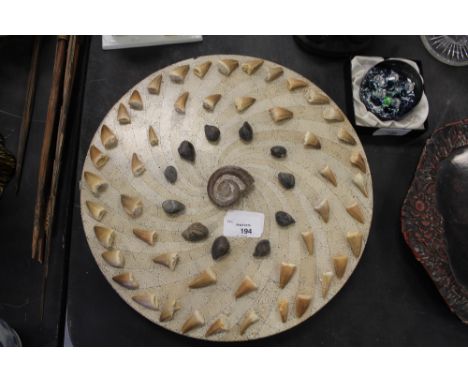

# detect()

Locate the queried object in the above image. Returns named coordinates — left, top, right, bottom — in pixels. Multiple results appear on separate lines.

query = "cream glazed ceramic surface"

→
left=80, top=54, right=373, bottom=341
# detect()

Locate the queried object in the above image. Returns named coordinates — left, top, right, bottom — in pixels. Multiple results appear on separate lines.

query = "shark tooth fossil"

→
left=147, top=74, right=162, bottom=95
left=295, top=294, right=312, bottom=318
left=120, top=194, right=143, bottom=218
left=89, top=145, right=109, bottom=169
left=189, top=268, right=217, bottom=289
left=337, top=127, right=356, bottom=145
left=132, top=293, right=158, bottom=310
left=148, top=126, right=159, bottom=146
left=131, top=153, right=145, bottom=177
left=278, top=299, right=289, bottom=323
left=235, top=96, right=256, bottom=112
left=234, top=275, right=257, bottom=298
left=350, top=151, right=366, bottom=173
left=269, top=107, right=293, bottom=123
left=301, top=231, right=314, bottom=255
left=129, top=89, right=143, bottom=110
left=305, top=87, right=329, bottom=104
left=133, top=228, right=157, bottom=246
left=102, top=249, right=124, bottom=268
left=86, top=200, right=106, bottom=221
left=333, top=255, right=348, bottom=278
left=84, top=171, right=107, bottom=196
left=112, top=272, right=139, bottom=290
left=205, top=318, right=227, bottom=337
left=241, top=59, right=264, bottom=75
left=217, top=59, right=239, bottom=76
left=322, top=105, right=344, bottom=122
left=321, top=271, right=334, bottom=298
left=174, top=91, right=189, bottom=114
left=352, top=172, right=368, bottom=197
left=320, top=165, right=337, bottom=187
left=314, top=199, right=330, bottom=223
left=182, top=310, right=205, bottom=334
left=304, top=131, right=321, bottom=148
left=159, top=299, right=180, bottom=322
left=239, top=310, right=259, bottom=335
left=279, top=262, right=297, bottom=289
left=193, top=61, right=212, bottom=78
left=287, top=77, right=307, bottom=91
left=169, top=64, right=190, bottom=83
left=347, top=231, right=363, bottom=257
left=203, top=94, right=221, bottom=111
left=265, top=66, right=283, bottom=82
left=346, top=202, right=365, bottom=224
left=94, top=226, right=115, bottom=249
left=117, top=103, right=130, bottom=124
left=100, top=125, right=118, bottom=149
left=153, top=252, right=179, bottom=271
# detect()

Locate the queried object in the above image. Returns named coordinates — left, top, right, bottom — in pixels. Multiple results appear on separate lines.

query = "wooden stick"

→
left=32, top=36, right=69, bottom=262
left=15, top=36, right=42, bottom=193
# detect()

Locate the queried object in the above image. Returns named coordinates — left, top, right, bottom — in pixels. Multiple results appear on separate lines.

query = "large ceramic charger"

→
left=80, top=55, right=373, bottom=341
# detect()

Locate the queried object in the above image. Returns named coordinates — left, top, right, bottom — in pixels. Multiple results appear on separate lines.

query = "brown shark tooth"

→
left=203, top=94, right=222, bottom=111
left=174, top=91, right=189, bottom=114
left=322, top=105, right=344, bottom=122
left=169, top=64, right=190, bottom=83
left=278, top=299, right=289, bottom=323
left=352, top=173, right=368, bottom=197
left=320, top=165, right=337, bottom=187
left=217, top=59, right=239, bottom=76
left=205, top=318, right=227, bottom=337
left=94, top=226, right=115, bottom=249
left=314, top=199, right=330, bottom=223
left=287, top=77, right=308, bottom=91
left=269, top=107, right=293, bottom=123
left=305, top=87, right=329, bottom=104
left=193, top=61, right=212, bottom=78
left=279, top=262, right=297, bottom=289
left=181, top=310, right=205, bottom=334
left=235, top=96, right=256, bottom=112
left=112, top=272, right=139, bottom=289
left=132, top=293, right=158, bottom=310
left=239, top=310, right=259, bottom=335
left=301, top=231, right=314, bottom=255
left=234, top=275, right=257, bottom=298
left=131, top=153, right=145, bottom=177
left=304, top=131, right=321, bottom=148
left=350, top=151, right=367, bottom=173
left=241, top=59, right=264, bottom=75
left=100, top=125, right=118, bottom=149
left=152, top=252, right=179, bottom=271
left=86, top=200, right=106, bottom=221
left=333, top=255, right=348, bottom=278
left=189, top=268, right=217, bottom=289
left=120, top=194, right=143, bottom=218
left=117, top=103, right=131, bottom=124
left=132, top=228, right=157, bottom=246
left=148, top=126, right=159, bottom=146
left=321, top=271, right=334, bottom=298
left=84, top=171, right=107, bottom=196
left=346, top=201, right=365, bottom=224
left=265, top=66, right=283, bottom=82
left=89, top=145, right=109, bottom=169
left=147, top=74, right=162, bottom=94
left=347, top=231, right=363, bottom=257
left=295, top=294, right=312, bottom=318
left=159, top=299, right=180, bottom=322
left=337, top=127, right=356, bottom=145
left=129, top=90, right=143, bottom=110
left=102, top=249, right=124, bottom=268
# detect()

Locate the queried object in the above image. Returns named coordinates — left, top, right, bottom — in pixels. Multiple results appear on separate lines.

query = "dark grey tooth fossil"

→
left=182, top=222, right=209, bottom=242
left=211, top=236, right=230, bottom=260
left=178, top=140, right=195, bottom=162
left=270, top=146, right=287, bottom=158
left=278, top=172, right=295, bottom=189
left=275, top=211, right=295, bottom=227
left=204, top=124, right=220, bottom=142
left=162, top=200, right=185, bottom=215
left=239, top=121, right=253, bottom=142
left=164, top=166, right=178, bottom=184
left=253, top=239, right=271, bottom=258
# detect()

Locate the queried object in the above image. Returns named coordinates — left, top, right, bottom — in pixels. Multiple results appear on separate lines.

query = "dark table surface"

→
left=2, top=35, right=468, bottom=346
